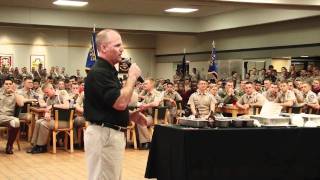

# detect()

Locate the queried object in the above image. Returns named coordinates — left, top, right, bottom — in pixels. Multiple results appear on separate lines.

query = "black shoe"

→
left=74, top=143, right=81, bottom=150
left=140, top=142, right=150, bottom=150
left=5, top=145, right=13, bottom=154
left=32, top=145, right=47, bottom=154
left=27, top=146, right=38, bottom=153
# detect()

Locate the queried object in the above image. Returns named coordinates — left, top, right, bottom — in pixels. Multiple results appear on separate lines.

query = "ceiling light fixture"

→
left=53, top=0, right=88, bottom=7
left=165, top=8, right=198, bottom=13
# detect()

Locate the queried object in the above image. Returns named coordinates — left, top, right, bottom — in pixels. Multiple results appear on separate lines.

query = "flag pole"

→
left=182, top=48, right=186, bottom=81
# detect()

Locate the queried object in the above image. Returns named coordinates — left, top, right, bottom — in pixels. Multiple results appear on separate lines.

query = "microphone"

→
left=121, top=58, right=144, bottom=83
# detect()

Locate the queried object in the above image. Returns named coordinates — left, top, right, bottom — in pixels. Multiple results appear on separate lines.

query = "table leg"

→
left=232, top=109, right=237, bottom=117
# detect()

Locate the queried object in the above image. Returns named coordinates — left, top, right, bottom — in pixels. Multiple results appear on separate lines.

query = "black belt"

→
left=90, top=122, right=127, bottom=132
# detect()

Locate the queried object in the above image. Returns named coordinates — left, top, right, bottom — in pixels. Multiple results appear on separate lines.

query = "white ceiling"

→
left=0, top=0, right=249, bottom=17
left=0, top=0, right=319, bottom=18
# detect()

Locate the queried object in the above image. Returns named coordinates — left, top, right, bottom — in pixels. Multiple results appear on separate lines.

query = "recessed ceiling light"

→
left=53, top=0, right=88, bottom=7
left=300, top=56, right=309, bottom=58
left=165, top=8, right=198, bottom=13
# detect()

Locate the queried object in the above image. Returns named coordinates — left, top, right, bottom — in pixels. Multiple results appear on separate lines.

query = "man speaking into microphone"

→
left=84, top=29, right=141, bottom=180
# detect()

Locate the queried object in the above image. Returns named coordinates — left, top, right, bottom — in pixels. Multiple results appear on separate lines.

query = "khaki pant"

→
left=84, top=124, right=125, bottom=180
left=0, top=115, right=20, bottom=128
left=74, top=116, right=86, bottom=144
left=136, top=115, right=153, bottom=144
left=31, top=119, right=68, bottom=146
left=18, top=113, right=32, bottom=122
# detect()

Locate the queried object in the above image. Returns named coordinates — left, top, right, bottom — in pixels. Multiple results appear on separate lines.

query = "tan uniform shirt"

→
left=292, top=88, right=304, bottom=104
left=238, top=91, right=266, bottom=106
left=275, top=90, right=296, bottom=104
left=142, top=89, right=163, bottom=115
left=304, top=90, right=318, bottom=104
left=163, top=91, right=182, bottom=108
left=75, top=92, right=84, bottom=108
left=17, top=88, right=37, bottom=99
left=262, top=91, right=278, bottom=102
left=0, top=90, right=16, bottom=116
left=56, top=89, right=70, bottom=101
left=46, top=92, right=64, bottom=107
left=188, top=91, right=216, bottom=118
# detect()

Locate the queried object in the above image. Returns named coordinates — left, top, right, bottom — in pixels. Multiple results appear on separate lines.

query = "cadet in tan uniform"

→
left=163, top=82, right=182, bottom=123
left=137, top=78, right=162, bottom=149
left=275, top=80, right=297, bottom=107
left=262, top=83, right=279, bottom=102
left=33, top=78, right=43, bottom=99
left=188, top=79, right=216, bottom=118
left=74, top=90, right=86, bottom=148
left=220, top=80, right=238, bottom=104
left=209, top=83, right=222, bottom=104
left=27, top=83, right=69, bottom=154
left=263, top=79, right=272, bottom=92
left=288, top=80, right=304, bottom=104
left=0, top=78, right=24, bottom=154
left=301, top=82, right=319, bottom=109
left=17, top=77, right=40, bottom=121
left=236, top=82, right=266, bottom=114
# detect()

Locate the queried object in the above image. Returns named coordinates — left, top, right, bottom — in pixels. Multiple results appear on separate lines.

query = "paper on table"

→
left=259, top=101, right=283, bottom=116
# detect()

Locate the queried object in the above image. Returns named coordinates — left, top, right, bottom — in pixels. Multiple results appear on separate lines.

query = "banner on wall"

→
left=0, top=54, right=13, bottom=68
left=30, top=55, right=45, bottom=70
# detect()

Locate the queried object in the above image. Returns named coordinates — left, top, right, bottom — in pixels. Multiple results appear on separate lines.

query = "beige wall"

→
left=155, top=16, right=320, bottom=80
left=0, top=26, right=156, bottom=77
left=156, top=16, right=320, bottom=55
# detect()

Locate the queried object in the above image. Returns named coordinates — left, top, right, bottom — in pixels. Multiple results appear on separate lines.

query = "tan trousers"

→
left=18, top=113, right=32, bottom=122
left=74, top=116, right=86, bottom=143
left=31, top=119, right=68, bottom=146
left=84, top=124, right=126, bottom=180
left=136, top=115, right=153, bottom=144
left=0, top=115, right=20, bottom=128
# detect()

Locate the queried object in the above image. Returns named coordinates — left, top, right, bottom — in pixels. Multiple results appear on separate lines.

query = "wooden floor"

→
left=0, top=138, right=151, bottom=180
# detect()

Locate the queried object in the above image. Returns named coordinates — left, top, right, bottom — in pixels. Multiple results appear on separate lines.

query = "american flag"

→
left=208, top=41, right=218, bottom=76
left=181, top=53, right=186, bottom=79
left=85, top=29, right=98, bottom=70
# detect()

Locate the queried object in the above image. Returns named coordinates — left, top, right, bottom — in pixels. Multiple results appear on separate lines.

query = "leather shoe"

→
left=5, top=145, right=13, bottom=154
left=31, top=146, right=47, bottom=154
left=27, top=146, right=38, bottom=153
left=74, top=143, right=81, bottom=150
left=140, top=142, right=150, bottom=150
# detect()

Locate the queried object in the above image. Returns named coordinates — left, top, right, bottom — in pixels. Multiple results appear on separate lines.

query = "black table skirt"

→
left=145, top=125, right=320, bottom=180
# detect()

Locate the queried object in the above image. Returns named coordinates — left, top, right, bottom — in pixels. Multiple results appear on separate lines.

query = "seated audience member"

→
left=17, top=77, right=42, bottom=123
left=312, top=78, right=320, bottom=94
left=301, top=82, right=319, bottom=110
left=275, top=80, right=297, bottom=108
left=27, top=83, right=69, bottom=154
left=69, top=83, right=80, bottom=106
left=0, top=78, right=24, bottom=154
left=254, top=80, right=263, bottom=93
left=208, top=83, right=222, bottom=104
left=236, top=82, right=266, bottom=114
left=33, top=78, right=43, bottom=98
left=236, top=79, right=247, bottom=97
left=73, top=89, right=86, bottom=148
left=262, top=79, right=272, bottom=92
left=188, top=79, right=216, bottom=118
left=220, top=80, right=238, bottom=104
left=57, top=79, right=66, bottom=90
left=162, top=82, right=182, bottom=123
left=288, top=80, right=304, bottom=104
left=137, top=78, right=162, bottom=149
left=262, top=83, right=279, bottom=102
